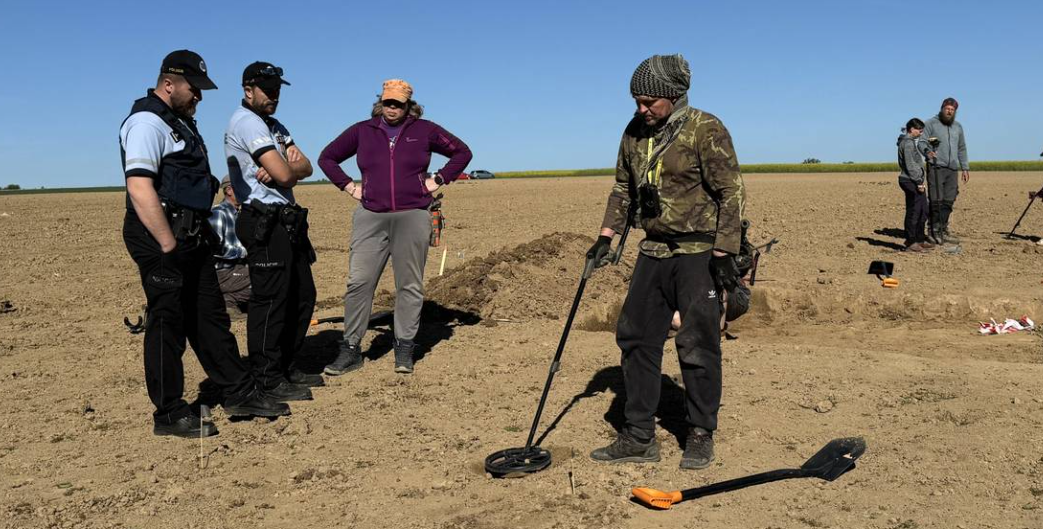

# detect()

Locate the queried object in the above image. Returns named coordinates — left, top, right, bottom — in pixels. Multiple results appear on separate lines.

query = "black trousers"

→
left=123, top=212, right=252, bottom=423
left=927, top=165, right=959, bottom=232
left=900, top=179, right=928, bottom=244
left=237, top=207, right=317, bottom=389
left=616, top=251, right=723, bottom=439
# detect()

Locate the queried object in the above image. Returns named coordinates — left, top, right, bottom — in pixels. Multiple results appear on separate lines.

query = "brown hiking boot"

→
left=919, top=241, right=936, bottom=249
left=904, top=242, right=927, bottom=253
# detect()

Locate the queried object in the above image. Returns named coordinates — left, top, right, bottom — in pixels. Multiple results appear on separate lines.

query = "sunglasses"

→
left=256, top=66, right=283, bottom=77
left=382, top=99, right=406, bottom=109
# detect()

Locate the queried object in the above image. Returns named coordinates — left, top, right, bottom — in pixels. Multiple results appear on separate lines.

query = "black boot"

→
left=263, top=381, right=313, bottom=402
left=927, top=204, right=942, bottom=244
left=154, top=413, right=218, bottom=438
left=679, top=427, right=715, bottom=470
left=324, top=342, right=364, bottom=376
left=223, top=387, right=292, bottom=417
left=590, top=430, right=660, bottom=463
left=394, top=339, right=415, bottom=374
left=288, top=368, right=326, bottom=387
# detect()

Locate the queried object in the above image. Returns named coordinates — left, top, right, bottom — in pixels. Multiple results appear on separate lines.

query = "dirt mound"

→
left=419, top=231, right=632, bottom=322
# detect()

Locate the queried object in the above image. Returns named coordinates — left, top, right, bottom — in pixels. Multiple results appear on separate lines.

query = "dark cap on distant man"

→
left=242, top=61, right=291, bottom=90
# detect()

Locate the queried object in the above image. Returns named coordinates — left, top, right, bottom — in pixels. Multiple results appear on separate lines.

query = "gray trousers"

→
left=927, top=165, right=959, bottom=233
left=216, top=263, right=251, bottom=311
left=343, top=207, right=431, bottom=346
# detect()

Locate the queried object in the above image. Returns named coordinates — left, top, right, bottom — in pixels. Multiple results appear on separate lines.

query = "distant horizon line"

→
left=5, top=160, right=1043, bottom=193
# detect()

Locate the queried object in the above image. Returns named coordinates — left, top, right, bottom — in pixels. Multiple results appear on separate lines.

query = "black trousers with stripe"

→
left=237, top=206, right=316, bottom=389
left=616, top=251, right=723, bottom=440
left=123, top=212, right=253, bottom=423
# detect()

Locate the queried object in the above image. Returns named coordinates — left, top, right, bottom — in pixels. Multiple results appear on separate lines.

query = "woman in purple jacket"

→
left=318, top=79, right=472, bottom=375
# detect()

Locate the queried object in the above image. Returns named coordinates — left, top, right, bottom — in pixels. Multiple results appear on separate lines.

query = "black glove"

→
left=710, top=254, right=740, bottom=293
left=586, top=236, right=613, bottom=266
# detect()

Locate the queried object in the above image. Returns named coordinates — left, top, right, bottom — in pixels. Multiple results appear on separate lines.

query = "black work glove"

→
left=583, top=236, right=613, bottom=278
left=710, top=254, right=740, bottom=293
left=586, top=236, right=613, bottom=267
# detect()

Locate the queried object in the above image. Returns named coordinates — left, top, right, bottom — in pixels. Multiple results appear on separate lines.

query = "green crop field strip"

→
left=4, top=161, right=1043, bottom=195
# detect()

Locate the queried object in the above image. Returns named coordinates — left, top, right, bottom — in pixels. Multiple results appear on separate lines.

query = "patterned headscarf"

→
left=630, top=54, right=691, bottom=99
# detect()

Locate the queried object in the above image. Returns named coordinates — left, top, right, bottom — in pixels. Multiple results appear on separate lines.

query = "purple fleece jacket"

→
left=318, top=116, right=472, bottom=212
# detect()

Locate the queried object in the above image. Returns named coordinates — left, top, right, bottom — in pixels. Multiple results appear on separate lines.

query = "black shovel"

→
left=632, top=437, right=867, bottom=509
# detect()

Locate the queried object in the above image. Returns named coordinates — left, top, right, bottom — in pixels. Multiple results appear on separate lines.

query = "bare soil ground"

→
left=2, top=173, right=1042, bottom=529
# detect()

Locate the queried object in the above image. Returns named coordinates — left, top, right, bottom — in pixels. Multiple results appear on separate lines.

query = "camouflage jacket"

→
left=601, top=107, right=746, bottom=257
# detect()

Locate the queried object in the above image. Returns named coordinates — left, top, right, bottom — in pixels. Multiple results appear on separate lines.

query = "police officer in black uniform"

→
left=121, top=50, right=289, bottom=437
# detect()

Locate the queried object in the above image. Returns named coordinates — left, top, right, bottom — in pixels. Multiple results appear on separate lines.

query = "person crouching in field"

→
left=898, top=118, right=934, bottom=252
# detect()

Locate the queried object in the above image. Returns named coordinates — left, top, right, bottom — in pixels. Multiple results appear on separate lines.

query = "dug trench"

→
left=321, top=231, right=1043, bottom=366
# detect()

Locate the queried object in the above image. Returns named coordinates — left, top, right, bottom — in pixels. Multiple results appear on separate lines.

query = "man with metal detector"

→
left=121, top=50, right=290, bottom=437
left=588, top=54, right=746, bottom=470
left=226, top=61, right=322, bottom=400
left=923, top=97, right=969, bottom=244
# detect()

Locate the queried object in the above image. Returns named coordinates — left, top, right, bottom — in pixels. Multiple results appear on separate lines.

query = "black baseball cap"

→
left=242, top=61, right=291, bottom=89
left=160, top=50, right=218, bottom=90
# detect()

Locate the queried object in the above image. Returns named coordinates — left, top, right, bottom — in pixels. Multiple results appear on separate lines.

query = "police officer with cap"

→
left=225, top=61, right=320, bottom=400
left=121, top=50, right=290, bottom=437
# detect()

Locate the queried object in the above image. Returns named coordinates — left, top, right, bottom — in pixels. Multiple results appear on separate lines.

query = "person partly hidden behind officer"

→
left=120, top=50, right=290, bottom=437
left=209, top=176, right=251, bottom=314
left=225, top=61, right=322, bottom=402
left=587, top=54, right=746, bottom=470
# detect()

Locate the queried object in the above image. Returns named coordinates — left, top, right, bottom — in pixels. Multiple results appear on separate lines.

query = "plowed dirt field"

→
left=2, top=173, right=1042, bottom=529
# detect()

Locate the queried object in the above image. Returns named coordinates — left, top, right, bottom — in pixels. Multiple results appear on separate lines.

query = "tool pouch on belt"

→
left=280, top=206, right=317, bottom=263
left=163, top=202, right=204, bottom=241
left=249, top=202, right=279, bottom=244
left=430, top=209, right=444, bottom=247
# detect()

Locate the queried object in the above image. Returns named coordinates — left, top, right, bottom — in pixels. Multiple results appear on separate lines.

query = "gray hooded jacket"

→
left=897, top=134, right=925, bottom=184
left=923, top=115, right=969, bottom=170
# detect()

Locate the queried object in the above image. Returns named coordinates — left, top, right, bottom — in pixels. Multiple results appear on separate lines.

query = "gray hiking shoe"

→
left=324, top=342, right=364, bottom=376
left=590, top=431, right=660, bottom=464
left=941, top=229, right=961, bottom=244
left=394, top=339, right=415, bottom=374
left=679, top=429, right=715, bottom=470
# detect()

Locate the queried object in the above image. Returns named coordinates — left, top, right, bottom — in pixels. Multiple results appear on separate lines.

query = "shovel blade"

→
left=867, top=261, right=894, bottom=277
left=800, top=437, right=867, bottom=481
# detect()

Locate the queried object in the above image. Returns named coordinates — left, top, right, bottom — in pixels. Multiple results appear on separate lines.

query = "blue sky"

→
left=2, top=0, right=1041, bottom=188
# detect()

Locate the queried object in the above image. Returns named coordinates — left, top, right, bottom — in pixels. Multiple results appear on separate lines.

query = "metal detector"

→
left=1006, top=189, right=1041, bottom=239
left=485, top=209, right=635, bottom=478
left=632, top=437, right=867, bottom=509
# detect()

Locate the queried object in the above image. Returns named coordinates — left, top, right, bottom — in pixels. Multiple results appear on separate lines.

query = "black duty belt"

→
left=245, top=201, right=309, bottom=244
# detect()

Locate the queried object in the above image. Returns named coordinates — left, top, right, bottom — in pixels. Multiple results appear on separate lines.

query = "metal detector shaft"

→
left=1008, top=194, right=1038, bottom=238
left=523, top=275, right=588, bottom=449
left=610, top=205, right=637, bottom=266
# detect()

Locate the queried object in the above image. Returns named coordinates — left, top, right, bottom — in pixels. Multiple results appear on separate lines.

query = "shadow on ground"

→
left=297, top=301, right=481, bottom=372
left=855, top=236, right=905, bottom=251
left=536, top=365, right=690, bottom=449
left=873, top=228, right=906, bottom=240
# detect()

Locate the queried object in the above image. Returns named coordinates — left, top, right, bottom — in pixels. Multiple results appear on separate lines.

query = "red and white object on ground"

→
left=978, top=316, right=1035, bottom=335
